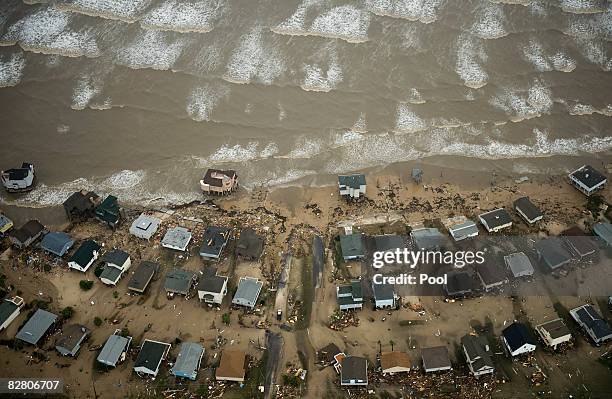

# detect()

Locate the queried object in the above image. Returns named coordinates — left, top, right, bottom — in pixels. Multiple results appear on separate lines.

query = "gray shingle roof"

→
left=40, top=232, right=74, bottom=256
left=171, top=342, right=204, bottom=379
left=164, top=269, right=197, bottom=295
left=535, top=237, right=571, bottom=270
left=593, top=222, right=612, bottom=246
left=373, top=283, right=395, bottom=301
left=162, top=227, right=192, bottom=250
left=16, top=309, right=58, bottom=345
left=341, top=356, right=368, bottom=383
left=421, top=346, right=451, bottom=370
left=129, top=214, right=161, bottom=240
left=128, top=261, right=159, bottom=293
left=102, top=249, right=130, bottom=267
left=340, top=234, right=364, bottom=258
left=504, top=252, right=534, bottom=278
left=232, top=277, right=263, bottom=307
left=134, top=340, right=170, bottom=372
left=198, top=274, right=227, bottom=294
left=98, top=334, right=132, bottom=367
left=338, top=174, right=366, bottom=189
left=411, top=228, right=445, bottom=250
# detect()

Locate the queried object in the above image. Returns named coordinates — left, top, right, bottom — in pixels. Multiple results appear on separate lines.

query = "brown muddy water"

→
left=0, top=0, right=610, bottom=207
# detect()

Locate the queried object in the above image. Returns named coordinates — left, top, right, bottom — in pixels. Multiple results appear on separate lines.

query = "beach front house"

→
left=478, top=208, right=512, bottom=233
left=338, top=174, right=366, bottom=199
left=372, top=283, right=397, bottom=309
left=421, top=346, right=452, bottom=373
left=339, top=233, right=365, bottom=260
left=535, top=237, right=571, bottom=270
left=63, top=190, right=100, bottom=221
left=504, top=252, right=534, bottom=279
left=215, top=350, right=246, bottom=382
left=164, top=269, right=197, bottom=297
left=514, top=197, right=543, bottom=225
left=1, top=162, right=35, bottom=192
left=569, top=165, right=607, bottom=196
left=68, top=240, right=101, bottom=272
left=95, top=195, right=122, bottom=228
left=129, top=214, right=161, bottom=240
left=339, top=356, right=368, bottom=386
left=200, top=169, right=238, bottom=195
left=380, top=352, right=411, bottom=375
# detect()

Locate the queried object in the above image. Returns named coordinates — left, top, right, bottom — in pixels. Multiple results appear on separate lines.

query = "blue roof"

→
left=40, top=232, right=74, bottom=256
left=171, top=342, right=204, bottom=380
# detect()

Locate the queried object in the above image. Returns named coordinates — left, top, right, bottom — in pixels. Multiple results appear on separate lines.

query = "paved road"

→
left=264, top=330, right=283, bottom=399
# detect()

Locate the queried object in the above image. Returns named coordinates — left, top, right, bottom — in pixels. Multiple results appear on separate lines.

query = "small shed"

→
left=129, top=214, right=161, bottom=240
left=40, top=232, right=74, bottom=257
left=161, top=227, right=192, bottom=251
left=171, top=342, right=205, bottom=380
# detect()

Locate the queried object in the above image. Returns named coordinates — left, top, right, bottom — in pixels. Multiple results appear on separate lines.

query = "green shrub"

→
left=93, top=317, right=103, bottom=327
left=79, top=280, right=94, bottom=291
left=222, top=313, right=231, bottom=326
left=61, top=306, right=74, bottom=319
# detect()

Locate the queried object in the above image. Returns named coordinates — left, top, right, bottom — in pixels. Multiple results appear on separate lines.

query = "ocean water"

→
left=0, top=0, right=610, bottom=206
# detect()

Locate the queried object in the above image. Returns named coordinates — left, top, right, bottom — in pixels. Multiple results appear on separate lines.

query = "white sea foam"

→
left=559, top=0, right=606, bottom=14
left=408, top=88, right=425, bottom=104
left=71, top=74, right=103, bottom=110
left=550, top=51, right=577, bottom=72
left=471, top=3, right=507, bottom=39
left=521, top=39, right=577, bottom=72
left=1, top=7, right=99, bottom=57
left=260, top=142, right=279, bottom=158
left=209, top=142, right=260, bottom=163
left=224, top=27, right=285, bottom=85
left=115, top=29, right=186, bottom=70
left=56, top=0, right=153, bottom=23
left=284, top=137, right=324, bottom=159
left=301, top=45, right=343, bottom=92
left=273, top=2, right=370, bottom=43
left=575, top=37, right=611, bottom=70
left=186, top=82, right=230, bottom=122
left=490, top=79, right=553, bottom=122
left=0, top=51, right=25, bottom=88
left=455, top=34, right=488, bottom=89
left=277, top=103, right=286, bottom=121
left=566, top=102, right=612, bottom=116
left=310, top=5, right=371, bottom=43
left=395, top=103, right=428, bottom=133
left=364, top=0, right=444, bottom=24
left=352, top=112, right=367, bottom=133
left=141, top=0, right=223, bottom=33
left=565, top=8, right=612, bottom=39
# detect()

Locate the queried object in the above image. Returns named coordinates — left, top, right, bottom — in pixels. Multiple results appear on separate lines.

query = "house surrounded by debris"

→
left=200, top=169, right=238, bottom=195
left=504, top=252, right=535, bottom=278
left=535, top=237, right=572, bottom=270
left=380, top=351, right=411, bottom=375
left=421, top=346, right=452, bottom=373
left=164, top=269, right=197, bottom=297
left=235, top=228, right=264, bottom=261
left=134, top=339, right=171, bottom=378
left=129, top=214, right=161, bottom=240
left=445, top=217, right=479, bottom=241
left=338, top=174, right=366, bottom=199
left=337, top=280, right=363, bottom=311
left=411, top=227, right=445, bottom=250
left=0, top=213, right=14, bottom=236
left=339, top=233, right=365, bottom=260
left=100, top=249, right=131, bottom=286
left=41, top=232, right=74, bottom=257
left=197, top=269, right=228, bottom=305
left=340, top=356, right=368, bottom=386
left=568, top=165, right=607, bottom=196
left=476, top=262, right=508, bottom=291
left=536, top=319, right=572, bottom=350
left=162, top=227, right=192, bottom=251
left=200, top=226, right=231, bottom=260
left=461, top=334, right=494, bottom=378
left=562, top=227, right=597, bottom=259
left=372, top=283, right=398, bottom=309
left=10, top=220, right=46, bottom=249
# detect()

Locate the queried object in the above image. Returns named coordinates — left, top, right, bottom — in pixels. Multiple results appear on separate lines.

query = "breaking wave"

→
left=0, top=51, right=26, bottom=88
left=55, top=0, right=153, bottom=23
left=115, top=29, right=187, bottom=70
left=455, top=34, right=488, bottom=89
left=186, top=82, right=231, bottom=122
left=140, top=0, right=224, bottom=33
left=364, top=0, right=444, bottom=24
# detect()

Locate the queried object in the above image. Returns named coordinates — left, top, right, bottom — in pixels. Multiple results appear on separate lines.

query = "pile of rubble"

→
left=328, top=311, right=360, bottom=331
